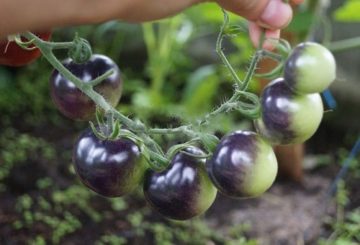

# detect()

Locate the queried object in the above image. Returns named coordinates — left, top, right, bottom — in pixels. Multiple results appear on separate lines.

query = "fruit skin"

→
left=143, top=147, right=217, bottom=220
left=206, top=131, right=278, bottom=198
left=255, top=78, right=323, bottom=145
left=73, top=128, right=146, bottom=197
left=284, top=42, right=336, bottom=94
left=0, top=32, right=52, bottom=67
left=50, top=54, right=122, bottom=120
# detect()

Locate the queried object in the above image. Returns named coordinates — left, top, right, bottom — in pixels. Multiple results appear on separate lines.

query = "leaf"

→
left=182, top=65, right=219, bottom=116
left=334, top=1, right=360, bottom=22
left=109, top=120, right=121, bottom=140
left=185, top=3, right=242, bottom=23
left=286, top=10, right=314, bottom=33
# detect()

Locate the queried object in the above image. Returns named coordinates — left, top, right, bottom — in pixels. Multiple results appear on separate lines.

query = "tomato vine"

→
left=21, top=10, right=284, bottom=170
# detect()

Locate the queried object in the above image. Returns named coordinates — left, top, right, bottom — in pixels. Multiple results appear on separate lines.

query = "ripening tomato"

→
left=284, top=42, right=336, bottom=94
left=255, top=78, right=324, bottom=145
left=0, top=32, right=52, bottom=67
left=206, top=131, right=278, bottom=198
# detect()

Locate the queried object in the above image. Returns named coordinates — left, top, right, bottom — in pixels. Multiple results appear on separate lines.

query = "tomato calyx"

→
left=68, top=34, right=92, bottom=64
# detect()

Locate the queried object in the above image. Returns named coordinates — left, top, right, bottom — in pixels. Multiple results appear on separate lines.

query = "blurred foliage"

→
left=333, top=0, right=360, bottom=22
left=319, top=182, right=360, bottom=245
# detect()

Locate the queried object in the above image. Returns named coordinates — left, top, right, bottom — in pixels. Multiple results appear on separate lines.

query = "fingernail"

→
left=258, top=0, right=292, bottom=30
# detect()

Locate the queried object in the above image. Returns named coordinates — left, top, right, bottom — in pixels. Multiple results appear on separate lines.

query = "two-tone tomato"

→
left=255, top=78, right=324, bottom=145
left=206, top=131, right=278, bottom=198
left=284, top=42, right=336, bottom=94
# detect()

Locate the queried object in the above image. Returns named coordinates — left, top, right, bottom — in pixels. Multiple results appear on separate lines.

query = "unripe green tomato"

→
left=206, top=131, right=278, bottom=198
left=284, top=42, right=336, bottom=94
left=255, top=78, right=324, bottom=145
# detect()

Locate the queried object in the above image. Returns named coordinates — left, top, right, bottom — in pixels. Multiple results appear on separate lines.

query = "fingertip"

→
left=258, top=0, right=293, bottom=30
left=249, top=22, right=280, bottom=51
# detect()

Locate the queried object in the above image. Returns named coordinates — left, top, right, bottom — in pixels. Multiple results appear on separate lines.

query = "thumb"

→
left=218, top=0, right=292, bottom=30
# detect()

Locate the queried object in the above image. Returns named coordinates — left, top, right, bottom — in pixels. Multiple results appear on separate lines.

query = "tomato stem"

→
left=327, top=36, right=360, bottom=53
left=88, top=69, right=115, bottom=87
left=215, top=9, right=244, bottom=87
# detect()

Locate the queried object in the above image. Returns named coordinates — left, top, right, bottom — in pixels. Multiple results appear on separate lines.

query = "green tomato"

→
left=206, top=131, right=278, bottom=198
left=255, top=78, right=324, bottom=145
left=284, top=42, right=336, bottom=94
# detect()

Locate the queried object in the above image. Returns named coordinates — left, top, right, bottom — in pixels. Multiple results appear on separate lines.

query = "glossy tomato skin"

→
left=255, top=78, right=323, bottom=145
left=0, top=32, right=51, bottom=67
left=284, top=42, right=336, bottom=94
left=143, top=147, right=217, bottom=220
left=206, top=131, right=277, bottom=198
left=50, top=54, right=123, bottom=120
left=73, top=128, right=146, bottom=197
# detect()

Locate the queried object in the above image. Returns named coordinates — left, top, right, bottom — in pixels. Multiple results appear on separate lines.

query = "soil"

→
left=0, top=122, right=357, bottom=245
left=207, top=173, right=335, bottom=245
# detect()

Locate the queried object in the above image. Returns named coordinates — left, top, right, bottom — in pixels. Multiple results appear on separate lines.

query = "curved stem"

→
left=241, top=50, right=263, bottom=91
left=216, top=9, right=244, bottom=87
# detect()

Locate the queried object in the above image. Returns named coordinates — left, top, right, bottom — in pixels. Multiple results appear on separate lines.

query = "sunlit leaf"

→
left=334, top=1, right=360, bottom=22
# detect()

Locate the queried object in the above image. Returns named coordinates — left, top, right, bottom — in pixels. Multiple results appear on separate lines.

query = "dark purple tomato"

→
left=206, top=131, right=277, bottom=198
left=73, top=128, right=146, bottom=197
left=255, top=78, right=323, bottom=145
left=143, top=147, right=217, bottom=220
left=50, top=54, right=122, bottom=120
left=284, top=42, right=336, bottom=94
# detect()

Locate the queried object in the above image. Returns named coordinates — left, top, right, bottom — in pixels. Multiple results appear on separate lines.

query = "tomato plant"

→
left=255, top=78, right=324, bottom=145
left=16, top=6, right=341, bottom=222
left=73, top=128, right=147, bottom=197
left=206, top=131, right=278, bottom=198
left=0, top=31, right=51, bottom=67
left=143, top=147, right=217, bottom=220
left=49, top=54, right=123, bottom=120
left=284, top=42, right=336, bottom=94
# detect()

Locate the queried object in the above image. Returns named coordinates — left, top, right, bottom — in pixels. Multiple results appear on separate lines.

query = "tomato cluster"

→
left=256, top=42, right=336, bottom=145
left=47, top=41, right=335, bottom=220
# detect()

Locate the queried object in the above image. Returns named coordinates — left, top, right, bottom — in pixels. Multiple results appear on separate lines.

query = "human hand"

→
left=215, top=0, right=304, bottom=49
left=0, top=0, right=304, bottom=49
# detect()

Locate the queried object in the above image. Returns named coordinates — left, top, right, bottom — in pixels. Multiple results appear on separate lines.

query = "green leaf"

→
left=185, top=3, right=242, bottom=23
left=182, top=65, right=219, bottom=116
left=109, top=120, right=121, bottom=140
left=334, top=1, right=360, bottom=22
left=286, top=11, right=314, bottom=33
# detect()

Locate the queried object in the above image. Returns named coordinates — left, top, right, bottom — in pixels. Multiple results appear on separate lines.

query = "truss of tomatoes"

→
left=47, top=42, right=336, bottom=220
